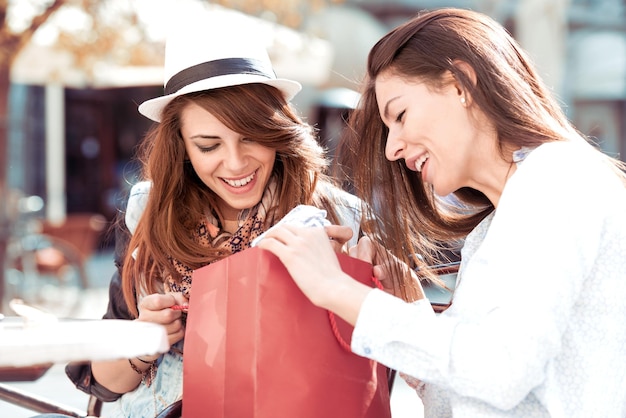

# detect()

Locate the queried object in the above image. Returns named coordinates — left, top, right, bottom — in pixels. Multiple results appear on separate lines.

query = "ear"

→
left=451, top=59, right=477, bottom=105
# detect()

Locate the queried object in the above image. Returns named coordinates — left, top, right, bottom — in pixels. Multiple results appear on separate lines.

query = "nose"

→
left=385, top=128, right=404, bottom=162
left=223, top=143, right=248, bottom=172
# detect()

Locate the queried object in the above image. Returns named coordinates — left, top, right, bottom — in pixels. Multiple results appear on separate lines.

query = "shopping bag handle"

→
left=328, top=276, right=383, bottom=352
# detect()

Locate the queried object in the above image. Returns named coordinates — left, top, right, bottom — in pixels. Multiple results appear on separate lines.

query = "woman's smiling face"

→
left=180, top=102, right=276, bottom=219
left=375, top=69, right=476, bottom=197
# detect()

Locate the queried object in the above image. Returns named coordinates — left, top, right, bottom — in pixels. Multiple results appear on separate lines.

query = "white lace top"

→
left=352, top=140, right=626, bottom=417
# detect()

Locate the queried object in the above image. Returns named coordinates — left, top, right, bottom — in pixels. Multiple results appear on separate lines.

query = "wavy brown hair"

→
left=340, top=8, right=626, bottom=293
left=122, top=83, right=348, bottom=316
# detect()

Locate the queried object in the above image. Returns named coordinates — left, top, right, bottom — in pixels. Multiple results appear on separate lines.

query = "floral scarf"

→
left=165, top=180, right=277, bottom=299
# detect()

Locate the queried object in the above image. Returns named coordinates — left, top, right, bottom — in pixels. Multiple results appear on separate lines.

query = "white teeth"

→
left=223, top=172, right=255, bottom=187
left=415, top=153, right=429, bottom=172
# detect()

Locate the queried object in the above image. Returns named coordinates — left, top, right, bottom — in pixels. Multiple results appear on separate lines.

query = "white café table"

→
left=0, top=316, right=169, bottom=370
left=0, top=316, right=170, bottom=416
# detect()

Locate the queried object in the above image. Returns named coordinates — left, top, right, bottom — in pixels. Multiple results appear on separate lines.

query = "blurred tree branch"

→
left=0, top=0, right=65, bottom=67
left=214, top=0, right=344, bottom=28
left=0, top=0, right=111, bottom=311
left=1, top=0, right=68, bottom=312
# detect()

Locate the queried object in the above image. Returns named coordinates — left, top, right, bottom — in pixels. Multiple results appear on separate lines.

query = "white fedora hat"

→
left=138, top=8, right=302, bottom=122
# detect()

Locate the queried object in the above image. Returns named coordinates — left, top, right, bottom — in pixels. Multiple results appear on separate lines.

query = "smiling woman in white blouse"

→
left=257, top=7, right=626, bottom=418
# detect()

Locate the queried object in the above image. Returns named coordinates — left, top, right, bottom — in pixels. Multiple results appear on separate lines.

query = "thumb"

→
left=169, top=292, right=189, bottom=309
left=373, top=264, right=394, bottom=292
left=354, top=236, right=376, bottom=264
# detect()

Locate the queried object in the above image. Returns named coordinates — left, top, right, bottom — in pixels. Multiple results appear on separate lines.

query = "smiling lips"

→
left=414, top=153, right=429, bottom=172
left=222, top=170, right=256, bottom=187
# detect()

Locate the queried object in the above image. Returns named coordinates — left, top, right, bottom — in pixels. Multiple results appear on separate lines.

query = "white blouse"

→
left=352, top=140, right=626, bottom=417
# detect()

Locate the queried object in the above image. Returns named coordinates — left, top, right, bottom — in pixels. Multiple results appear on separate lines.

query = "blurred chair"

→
left=36, top=213, right=108, bottom=289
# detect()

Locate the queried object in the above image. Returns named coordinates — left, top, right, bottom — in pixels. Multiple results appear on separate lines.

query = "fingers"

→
left=348, top=237, right=389, bottom=288
left=258, top=224, right=353, bottom=255
left=266, top=225, right=343, bottom=269
left=374, top=255, right=426, bottom=300
left=351, top=235, right=377, bottom=264
left=169, top=292, right=190, bottom=312
left=372, top=262, right=398, bottom=293
left=324, top=225, right=353, bottom=253
left=256, top=224, right=301, bottom=259
left=351, top=236, right=417, bottom=297
left=138, top=293, right=187, bottom=346
left=139, top=293, right=178, bottom=312
left=257, top=225, right=334, bottom=258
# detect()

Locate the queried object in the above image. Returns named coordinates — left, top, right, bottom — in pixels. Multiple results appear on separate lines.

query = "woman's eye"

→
left=198, top=144, right=218, bottom=153
left=241, top=137, right=256, bottom=143
left=395, top=111, right=405, bottom=123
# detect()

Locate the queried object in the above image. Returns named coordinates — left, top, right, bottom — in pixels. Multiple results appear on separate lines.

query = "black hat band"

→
left=164, top=57, right=277, bottom=95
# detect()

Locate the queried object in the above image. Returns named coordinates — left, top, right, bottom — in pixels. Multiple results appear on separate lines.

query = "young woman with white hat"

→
left=64, top=10, right=362, bottom=418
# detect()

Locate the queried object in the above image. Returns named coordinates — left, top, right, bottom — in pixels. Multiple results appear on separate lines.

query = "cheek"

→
left=188, top=154, right=219, bottom=179
left=256, top=147, right=277, bottom=168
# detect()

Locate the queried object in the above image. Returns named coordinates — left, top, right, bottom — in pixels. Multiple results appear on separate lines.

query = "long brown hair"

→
left=341, top=8, right=625, bottom=287
left=122, top=83, right=346, bottom=315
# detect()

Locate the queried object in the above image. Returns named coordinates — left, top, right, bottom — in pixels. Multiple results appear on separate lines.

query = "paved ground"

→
left=1, top=250, right=424, bottom=417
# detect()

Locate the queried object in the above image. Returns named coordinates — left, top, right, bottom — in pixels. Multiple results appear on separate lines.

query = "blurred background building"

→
left=4, top=0, right=626, bottom=247
left=1, top=1, right=625, bottom=414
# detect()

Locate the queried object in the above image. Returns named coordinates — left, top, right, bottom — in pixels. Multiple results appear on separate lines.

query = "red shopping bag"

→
left=182, top=246, right=391, bottom=418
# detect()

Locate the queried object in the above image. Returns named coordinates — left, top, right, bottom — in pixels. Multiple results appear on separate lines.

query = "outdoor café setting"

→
left=1, top=0, right=625, bottom=417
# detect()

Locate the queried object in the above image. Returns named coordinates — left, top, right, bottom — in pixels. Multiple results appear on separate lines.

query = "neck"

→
left=491, top=158, right=517, bottom=209
left=222, top=219, right=240, bottom=234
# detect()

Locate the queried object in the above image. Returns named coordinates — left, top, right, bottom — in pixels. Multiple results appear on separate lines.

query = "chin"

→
left=432, top=184, right=453, bottom=197
left=230, top=195, right=264, bottom=212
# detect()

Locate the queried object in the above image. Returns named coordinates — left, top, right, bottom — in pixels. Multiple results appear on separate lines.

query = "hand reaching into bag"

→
left=257, top=224, right=372, bottom=326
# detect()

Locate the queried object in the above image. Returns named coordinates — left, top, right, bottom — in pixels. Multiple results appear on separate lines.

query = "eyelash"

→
left=396, top=111, right=405, bottom=123
left=197, top=138, right=255, bottom=153
left=198, top=145, right=218, bottom=153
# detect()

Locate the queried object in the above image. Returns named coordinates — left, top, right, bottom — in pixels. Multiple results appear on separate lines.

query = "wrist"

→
left=128, top=357, right=152, bottom=374
left=136, top=355, right=159, bottom=364
left=324, top=273, right=372, bottom=327
left=128, top=357, right=157, bottom=386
